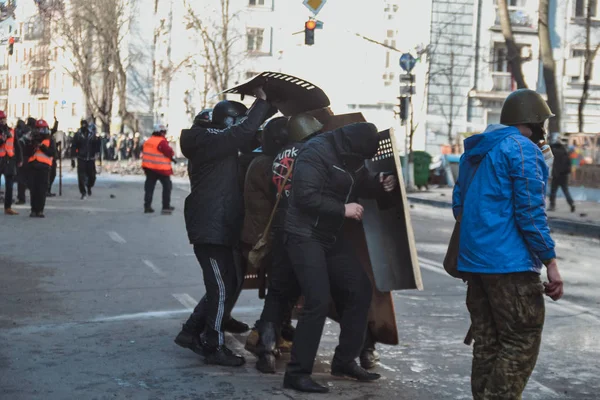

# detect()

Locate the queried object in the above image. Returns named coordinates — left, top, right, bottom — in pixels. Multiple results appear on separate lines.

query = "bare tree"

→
left=185, top=0, right=245, bottom=101
left=497, top=0, right=528, bottom=88
left=539, top=0, right=561, bottom=133
left=578, top=0, right=600, bottom=132
left=41, top=0, right=137, bottom=133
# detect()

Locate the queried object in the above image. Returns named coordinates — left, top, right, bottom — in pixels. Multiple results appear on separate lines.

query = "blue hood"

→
left=463, top=124, right=519, bottom=164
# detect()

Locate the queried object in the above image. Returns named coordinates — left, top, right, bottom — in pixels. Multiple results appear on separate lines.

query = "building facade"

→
left=427, top=0, right=600, bottom=155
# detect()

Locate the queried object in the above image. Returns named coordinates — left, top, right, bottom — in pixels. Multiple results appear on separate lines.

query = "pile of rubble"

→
left=99, top=160, right=189, bottom=177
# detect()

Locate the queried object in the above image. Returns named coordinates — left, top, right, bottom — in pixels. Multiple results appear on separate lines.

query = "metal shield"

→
left=362, top=128, right=423, bottom=292
left=221, top=72, right=330, bottom=117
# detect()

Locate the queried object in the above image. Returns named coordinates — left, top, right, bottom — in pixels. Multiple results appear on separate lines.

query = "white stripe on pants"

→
left=210, top=257, right=226, bottom=346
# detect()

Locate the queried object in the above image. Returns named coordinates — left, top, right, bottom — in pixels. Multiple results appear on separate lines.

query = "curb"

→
left=408, top=196, right=600, bottom=240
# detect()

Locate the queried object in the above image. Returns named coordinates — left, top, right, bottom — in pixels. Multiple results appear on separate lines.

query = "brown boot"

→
left=4, top=208, right=19, bottom=215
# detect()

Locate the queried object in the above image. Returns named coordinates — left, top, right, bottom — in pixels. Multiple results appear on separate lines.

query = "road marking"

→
left=172, top=293, right=198, bottom=309
left=107, top=231, right=127, bottom=244
left=419, top=255, right=444, bottom=267
left=419, top=261, right=448, bottom=277
left=528, top=378, right=560, bottom=397
left=546, top=298, right=600, bottom=324
left=142, top=259, right=165, bottom=277
left=92, top=310, right=189, bottom=322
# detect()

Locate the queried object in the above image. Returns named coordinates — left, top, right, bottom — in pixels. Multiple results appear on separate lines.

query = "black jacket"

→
left=180, top=98, right=271, bottom=246
left=284, top=123, right=383, bottom=243
left=551, top=142, right=571, bottom=178
left=0, top=125, right=23, bottom=176
left=71, top=128, right=101, bottom=161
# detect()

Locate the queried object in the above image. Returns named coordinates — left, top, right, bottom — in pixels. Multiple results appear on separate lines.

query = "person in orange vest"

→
left=142, top=124, right=175, bottom=214
left=26, top=119, right=55, bottom=218
left=0, top=110, right=23, bottom=215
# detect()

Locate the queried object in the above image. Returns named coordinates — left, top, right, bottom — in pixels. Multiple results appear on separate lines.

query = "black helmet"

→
left=212, top=100, right=248, bottom=127
left=500, top=89, right=554, bottom=126
left=262, top=117, right=289, bottom=156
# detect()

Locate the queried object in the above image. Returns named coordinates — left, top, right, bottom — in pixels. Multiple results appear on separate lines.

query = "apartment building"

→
left=0, top=0, right=85, bottom=131
left=427, top=0, right=600, bottom=155
left=152, top=0, right=431, bottom=154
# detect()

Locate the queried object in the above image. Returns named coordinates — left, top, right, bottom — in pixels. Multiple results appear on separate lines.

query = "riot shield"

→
left=363, top=128, right=423, bottom=292
left=221, top=72, right=330, bottom=117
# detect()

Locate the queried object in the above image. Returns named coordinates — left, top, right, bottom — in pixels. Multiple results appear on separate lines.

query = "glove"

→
left=71, top=159, right=76, bottom=169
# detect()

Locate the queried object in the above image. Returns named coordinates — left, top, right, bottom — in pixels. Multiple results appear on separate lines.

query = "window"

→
left=494, top=44, right=508, bottom=72
left=575, top=0, right=597, bottom=17
left=387, top=30, right=394, bottom=38
left=27, top=103, right=31, bottom=116
left=72, top=103, right=76, bottom=117
left=248, top=0, right=265, bottom=5
left=21, top=103, right=24, bottom=116
left=385, top=51, right=390, bottom=68
left=573, top=49, right=586, bottom=58
left=21, top=75, right=25, bottom=87
left=247, top=28, right=264, bottom=52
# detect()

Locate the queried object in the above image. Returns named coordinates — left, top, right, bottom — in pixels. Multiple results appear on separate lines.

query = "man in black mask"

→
left=71, top=119, right=101, bottom=199
left=282, top=122, right=396, bottom=393
left=175, top=87, right=275, bottom=367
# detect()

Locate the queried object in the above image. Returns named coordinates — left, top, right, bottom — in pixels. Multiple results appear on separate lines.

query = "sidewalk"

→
left=407, top=187, right=600, bottom=239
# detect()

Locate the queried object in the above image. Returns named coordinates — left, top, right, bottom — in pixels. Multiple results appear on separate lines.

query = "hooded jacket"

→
left=452, top=124, right=556, bottom=274
left=180, top=98, right=271, bottom=246
left=284, top=122, right=383, bottom=243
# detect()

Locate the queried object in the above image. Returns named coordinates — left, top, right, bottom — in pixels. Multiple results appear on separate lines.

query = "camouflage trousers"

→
left=466, top=272, right=545, bottom=400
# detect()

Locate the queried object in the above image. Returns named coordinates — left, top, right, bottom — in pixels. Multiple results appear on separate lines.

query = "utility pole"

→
left=399, top=53, right=417, bottom=191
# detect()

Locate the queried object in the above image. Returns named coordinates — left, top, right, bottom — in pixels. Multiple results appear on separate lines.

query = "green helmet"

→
left=288, top=113, right=324, bottom=142
left=500, top=89, right=554, bottom=126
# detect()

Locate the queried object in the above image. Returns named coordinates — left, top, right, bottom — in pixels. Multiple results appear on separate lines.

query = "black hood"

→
left=331, top=122, right=379, bottom=163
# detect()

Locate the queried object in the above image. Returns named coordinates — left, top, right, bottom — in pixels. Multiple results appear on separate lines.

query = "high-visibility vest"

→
left=0, top=133, right=14, bottom=158
left=142, top=135, right=172, bottom=172
left=28, top=139, right=53, bottom=166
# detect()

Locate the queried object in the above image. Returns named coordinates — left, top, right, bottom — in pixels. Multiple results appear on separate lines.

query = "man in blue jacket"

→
left=453, top=89, right=564, bottom=400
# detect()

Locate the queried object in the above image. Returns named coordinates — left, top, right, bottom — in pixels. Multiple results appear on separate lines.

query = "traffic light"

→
left=8, top=36, right=14, bottom=56
left=305, top=20, right=316, bottom=45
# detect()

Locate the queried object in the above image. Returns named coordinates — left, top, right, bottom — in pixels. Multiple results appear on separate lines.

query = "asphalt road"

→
left=1, top=174, right=599, bottom=400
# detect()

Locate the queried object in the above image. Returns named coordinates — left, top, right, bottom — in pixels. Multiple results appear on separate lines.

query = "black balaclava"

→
left=335, top=122, right=380, bottom=169
left=526, top=123, right=546, bottom=144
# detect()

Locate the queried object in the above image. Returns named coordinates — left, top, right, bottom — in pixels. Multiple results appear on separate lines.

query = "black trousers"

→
left=29, top=167, right=49, bottom=213
left=259, top=232, right=301, bottom=326
left=550, top=174, right=574, bottom=207
left=2, top=173, right=15, bottom=209
left=144, top=169, right=172, bottom=209
left=77, top=159, right=97, bottom=195
left=285, top=231, right=372, bottom=377
left=48, top=160, right=57, bottom=193
left=17, top=167, right=28, bottom=203
left=185, top=246, right=246, bottom=336
left=185, top=244, right=240, bottom=348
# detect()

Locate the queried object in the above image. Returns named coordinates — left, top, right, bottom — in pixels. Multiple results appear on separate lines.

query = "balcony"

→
left=31, top=87, right=49, bottom=96
left=30, top=59, right=50, bottom=69
left=492, top=72, right=515, bottom=92
left=492, top=7, right=538, bottom=33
